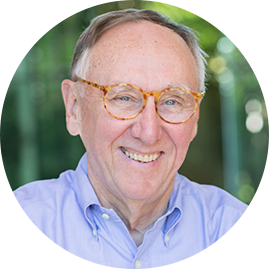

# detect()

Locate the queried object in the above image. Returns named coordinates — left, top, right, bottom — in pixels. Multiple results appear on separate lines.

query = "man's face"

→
left=69, top=21, right=200, bottom=203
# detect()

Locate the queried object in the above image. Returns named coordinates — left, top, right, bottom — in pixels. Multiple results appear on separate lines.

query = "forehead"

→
left=95, top=21, right=184, bottom=51
left=86, top=21, right=198, bottom=89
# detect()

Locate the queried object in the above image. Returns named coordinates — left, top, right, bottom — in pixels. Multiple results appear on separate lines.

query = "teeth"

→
left=121, top=148, right=161, bottom=163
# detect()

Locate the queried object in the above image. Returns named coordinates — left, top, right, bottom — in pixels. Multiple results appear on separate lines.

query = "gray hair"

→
left=70, top=9, right=207, bottom=91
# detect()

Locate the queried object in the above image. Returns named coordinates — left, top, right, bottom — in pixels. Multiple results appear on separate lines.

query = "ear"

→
left=61, top=79, right=81, bottom=136
left=190, top=100, right=201, bottom=141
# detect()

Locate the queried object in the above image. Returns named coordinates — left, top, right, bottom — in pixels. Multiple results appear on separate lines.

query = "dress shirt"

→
left=14, top=153, right=247, bottom=268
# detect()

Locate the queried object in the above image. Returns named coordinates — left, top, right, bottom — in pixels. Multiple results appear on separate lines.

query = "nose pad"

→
left=131, top=97, right=162, bottom=145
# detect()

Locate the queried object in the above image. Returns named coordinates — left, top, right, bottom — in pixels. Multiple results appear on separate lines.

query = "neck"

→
left=95, top=181, right=174, bottom=247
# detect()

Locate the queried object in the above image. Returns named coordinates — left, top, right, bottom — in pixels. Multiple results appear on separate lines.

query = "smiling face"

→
left=63, top=21, right=200, bottom=205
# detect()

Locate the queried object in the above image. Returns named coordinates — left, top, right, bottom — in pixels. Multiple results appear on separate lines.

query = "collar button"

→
left=102, top=213, right=110, bottom=220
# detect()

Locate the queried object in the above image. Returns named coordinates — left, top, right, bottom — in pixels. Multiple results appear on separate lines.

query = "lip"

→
left=121, top=146, right=162, bottom=156
left=119, top=147, right=164, bottom=163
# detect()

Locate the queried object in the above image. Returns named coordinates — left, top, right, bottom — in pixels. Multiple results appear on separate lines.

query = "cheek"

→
left=79, top=100, right=129, bottom=154
left=169, top=120, right=197, bottom=160
left=78, top=100, right=103, bottom=150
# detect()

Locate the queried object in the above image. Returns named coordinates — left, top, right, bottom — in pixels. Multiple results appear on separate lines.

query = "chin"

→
left=115, top=177, right=165, bottom=201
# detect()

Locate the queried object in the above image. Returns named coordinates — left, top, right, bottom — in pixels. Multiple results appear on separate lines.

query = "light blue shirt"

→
left=14, top=153, right=247, bottom=268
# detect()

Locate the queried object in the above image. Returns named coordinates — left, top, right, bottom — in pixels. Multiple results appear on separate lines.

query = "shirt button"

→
left=102, top=213, right=110, bottom=220
left=93, top=229, right=97, bottom=236
left=135, top=260, right=141, bottom=269
left=165, top=234, right=170, bottom=242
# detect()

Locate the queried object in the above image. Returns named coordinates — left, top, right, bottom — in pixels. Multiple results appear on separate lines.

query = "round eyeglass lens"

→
left=157, top=89, right=196, bottom=123
left=105, top=85, right=144, bottom=119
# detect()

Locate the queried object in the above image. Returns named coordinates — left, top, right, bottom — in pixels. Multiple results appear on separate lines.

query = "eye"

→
left=165, top=100, right=176, bottom=106
left=119, top=96, right=131, bottom=101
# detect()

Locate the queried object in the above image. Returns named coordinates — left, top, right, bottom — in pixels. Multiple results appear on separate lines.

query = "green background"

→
left=1, top=0, right=268, bottom=204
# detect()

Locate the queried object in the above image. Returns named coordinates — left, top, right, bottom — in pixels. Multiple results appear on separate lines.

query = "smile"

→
left=121, top=147, right=162, bottom=163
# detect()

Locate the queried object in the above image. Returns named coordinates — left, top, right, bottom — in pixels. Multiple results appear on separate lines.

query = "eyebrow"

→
left=109, top=81, right=193, bottom=92
left=167, top=83, right=192, bottom=91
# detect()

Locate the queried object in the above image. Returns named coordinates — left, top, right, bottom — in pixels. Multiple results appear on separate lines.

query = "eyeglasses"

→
left=75, top=77, right=205, bottom=124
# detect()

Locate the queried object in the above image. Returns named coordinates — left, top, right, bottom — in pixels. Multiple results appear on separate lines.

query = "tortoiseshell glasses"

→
left=75, top=77, right=205, bottom=124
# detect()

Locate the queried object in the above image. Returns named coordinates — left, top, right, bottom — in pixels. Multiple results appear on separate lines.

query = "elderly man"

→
left=15, top=9, right=247, bottom=268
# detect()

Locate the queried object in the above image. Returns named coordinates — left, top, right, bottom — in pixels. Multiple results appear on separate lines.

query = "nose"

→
left=131, top=97, right=163, bottom=145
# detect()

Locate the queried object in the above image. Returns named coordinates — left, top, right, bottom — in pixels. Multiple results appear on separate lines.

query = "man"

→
left=14, top=9, right=247, bottom=268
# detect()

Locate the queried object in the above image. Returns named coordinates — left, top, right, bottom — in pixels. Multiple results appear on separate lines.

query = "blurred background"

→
left=1, top=1, right=268, bottom=205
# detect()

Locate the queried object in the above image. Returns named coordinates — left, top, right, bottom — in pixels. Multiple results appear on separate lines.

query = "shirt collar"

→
left=167, top=173, right=183, bottom=213
left=162, top=173, right=183, bottom=235
left=72, top=153, right=183, bottom=234
left=73, top=153, right=101, bottom=228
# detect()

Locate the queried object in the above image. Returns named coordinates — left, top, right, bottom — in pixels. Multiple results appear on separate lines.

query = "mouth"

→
left=121, top=147, right=163, bottom=163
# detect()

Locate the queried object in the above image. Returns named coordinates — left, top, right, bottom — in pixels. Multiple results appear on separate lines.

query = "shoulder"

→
left=175, top=174, right=247, bottom=221
left=14, top=169, right=76, bottom=209
left=174, top=174, right=248, bottom=242
left=175, top=174, right=248, bottom=239
left=13, top=167, right=89, bottom=239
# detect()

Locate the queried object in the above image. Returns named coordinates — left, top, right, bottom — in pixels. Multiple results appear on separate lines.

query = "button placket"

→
left=135, top=260, right=141, bottom=269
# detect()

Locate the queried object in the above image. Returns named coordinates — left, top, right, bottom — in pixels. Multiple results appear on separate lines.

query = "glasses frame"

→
left=75, top=77, right=205, bottom=124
